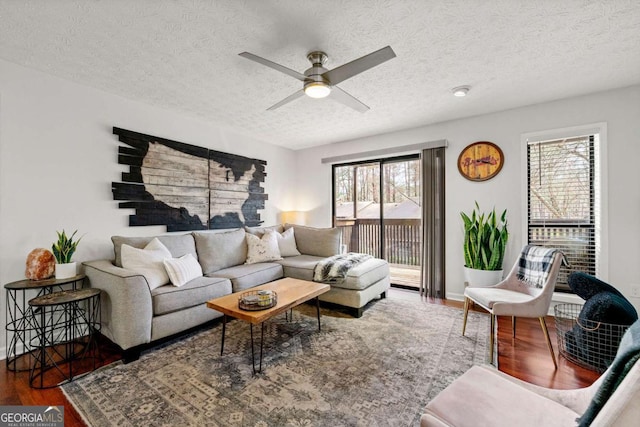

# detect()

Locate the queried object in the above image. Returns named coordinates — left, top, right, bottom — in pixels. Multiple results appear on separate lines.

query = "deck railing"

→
left=336, top=219, right=591, bottom=293
left=336, top=218, right=422, bottom=266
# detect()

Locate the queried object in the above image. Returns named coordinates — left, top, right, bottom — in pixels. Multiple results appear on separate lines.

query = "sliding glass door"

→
left=333, top=155, right=421, bottom=289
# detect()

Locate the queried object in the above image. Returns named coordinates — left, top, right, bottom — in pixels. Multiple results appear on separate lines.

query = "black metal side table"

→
left=28, top=287, right=101, bottom=389
left=4, top=274, right=85, bottom=372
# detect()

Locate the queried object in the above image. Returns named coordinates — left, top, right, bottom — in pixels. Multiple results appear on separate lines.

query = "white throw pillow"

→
left=245, top=230, right=282, bottom=264
left=276, top=227, right=301, bottom=257
left=163, top=253, right=203, bottom=287
left=121, top=238, right=172, bottom=290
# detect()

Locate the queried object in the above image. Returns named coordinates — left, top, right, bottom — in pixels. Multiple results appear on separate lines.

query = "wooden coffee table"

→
left=206, top=277, right=330, bottom=373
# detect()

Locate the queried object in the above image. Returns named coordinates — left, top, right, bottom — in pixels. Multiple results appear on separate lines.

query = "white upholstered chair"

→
left=421, top=320, right=640, bottom=427
left=462, top=246, right=565, bottom=368
left=420, top=358, right=640, bottom=427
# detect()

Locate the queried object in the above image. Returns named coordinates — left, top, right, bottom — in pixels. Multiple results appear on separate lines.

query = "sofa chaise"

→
left=83, top=224, right=390, bottom=360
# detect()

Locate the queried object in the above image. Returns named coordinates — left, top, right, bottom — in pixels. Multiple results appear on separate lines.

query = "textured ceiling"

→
left=1, top=0, right=639, bottom=150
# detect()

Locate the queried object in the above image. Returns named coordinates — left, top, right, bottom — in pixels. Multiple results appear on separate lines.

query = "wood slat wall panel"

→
left=209, top=204, right=265, bottom=215
left=209, top=172, right=257, bottom=185
left=210, top=190, right=268, bottom=200
left=115, top=127, right=209, bottom=158
left=209, top=149, right=267, bottom=166
left=112, top=182, right=151, bottom=201
left=209, top=164, right=266, bottom=182
left=119, top=199, right=208, bottom=210
left=118, top=146, right=145, bottom=157
left=112, top=127, right=267, bottom=231
left=120, top=153, right=208, bottom=175
left=143, top=184, right=209, bottom=198
left=209, top=181, right=265, bottom=193
left=141, top=174, right=209, bottom=189
left=144, top=144, right=209, bottom=168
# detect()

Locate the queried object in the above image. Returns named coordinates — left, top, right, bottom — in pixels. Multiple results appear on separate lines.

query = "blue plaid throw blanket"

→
left=516, top=245, right=567, bottom=288
left=313, top=253, right=373, bottom=284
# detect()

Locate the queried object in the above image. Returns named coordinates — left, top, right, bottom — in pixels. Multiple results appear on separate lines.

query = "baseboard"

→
left=447, top=292, right=465, bottom=302
left=0, top=342, right=27, bottom=362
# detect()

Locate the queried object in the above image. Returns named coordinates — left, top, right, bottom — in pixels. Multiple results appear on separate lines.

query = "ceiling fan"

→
left=239, top=46, right=396, bottom=112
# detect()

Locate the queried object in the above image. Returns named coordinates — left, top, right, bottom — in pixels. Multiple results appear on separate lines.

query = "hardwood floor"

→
left=1, top=339, right=122, bottom=426
left=1, top=287, right=600, bottom=426
left=390, top=288, right=600, bottom=389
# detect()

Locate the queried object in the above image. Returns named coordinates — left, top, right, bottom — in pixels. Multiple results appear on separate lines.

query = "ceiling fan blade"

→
left=239, top=52, right=307, bottom=81
left=322, top=46, right=396, bottom=85
left=329, top=86, right=369, bottom=113
left=267, top=90, right=305, bottom=110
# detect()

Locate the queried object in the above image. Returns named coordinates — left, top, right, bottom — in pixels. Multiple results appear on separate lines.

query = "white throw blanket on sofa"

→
left=313, top=252, right=373, bottom=284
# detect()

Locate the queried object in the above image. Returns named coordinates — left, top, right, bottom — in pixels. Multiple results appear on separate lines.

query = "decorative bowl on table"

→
left=239, top=289, right=277, bottom=311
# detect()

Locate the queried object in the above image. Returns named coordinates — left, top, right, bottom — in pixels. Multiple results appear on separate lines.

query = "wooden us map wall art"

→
left=112, top=127, right=267, bottom=231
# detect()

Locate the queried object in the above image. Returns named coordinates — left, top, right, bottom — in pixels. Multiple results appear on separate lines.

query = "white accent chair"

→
left=422, top=319, right=640, bottom=426
left=462, top=248, right=565, bottom=368
left=420, top=359, right=640, bottom=426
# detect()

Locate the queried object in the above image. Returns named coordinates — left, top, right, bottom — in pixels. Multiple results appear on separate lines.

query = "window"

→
left=526, top=132, right=601, bottom=292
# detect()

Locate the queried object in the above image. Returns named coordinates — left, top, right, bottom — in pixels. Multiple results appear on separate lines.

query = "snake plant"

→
left=52, top=229, right=82, bottom=264
left=461, top=202, right=508, bottom=271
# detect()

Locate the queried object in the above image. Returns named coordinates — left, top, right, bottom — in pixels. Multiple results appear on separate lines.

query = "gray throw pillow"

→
left=112, top=236, right=153, bottom=267
left=244, top=224, right=284, bottom=236
left=284, top=224, right=341, bottom=257
left=193, top=228, right=247, bottom=274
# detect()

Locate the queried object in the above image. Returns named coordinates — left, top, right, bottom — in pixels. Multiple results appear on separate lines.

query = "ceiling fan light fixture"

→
left=304, top=81, right=331, bottom=98
left=240, top=45, right=395, bottom=111
left=452, top=85, right=470, bottom=97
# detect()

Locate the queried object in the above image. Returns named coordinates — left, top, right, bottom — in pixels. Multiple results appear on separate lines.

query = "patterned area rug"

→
left=62, top=298, right=490, bottom=426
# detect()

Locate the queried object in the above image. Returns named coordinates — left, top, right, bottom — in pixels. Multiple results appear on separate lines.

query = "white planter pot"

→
left=55, top=262, right=77, bottom=280
left=464, top=267, right=503, bottom=288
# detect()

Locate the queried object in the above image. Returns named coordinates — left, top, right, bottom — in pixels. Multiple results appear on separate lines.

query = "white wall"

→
left=295, top=85, right=640, bottom=309
left=0, top=59, right=297, bottom=355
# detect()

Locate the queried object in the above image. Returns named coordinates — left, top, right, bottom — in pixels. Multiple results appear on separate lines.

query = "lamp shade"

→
left=280, top=211, right=306, bottom=225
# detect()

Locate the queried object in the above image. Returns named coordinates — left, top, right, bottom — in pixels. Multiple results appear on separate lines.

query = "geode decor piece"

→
left=25, top=248, right=55, bottom=280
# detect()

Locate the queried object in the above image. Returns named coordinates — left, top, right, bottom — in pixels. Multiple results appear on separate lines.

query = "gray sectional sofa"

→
left=83, top=224, right=390, bottom=360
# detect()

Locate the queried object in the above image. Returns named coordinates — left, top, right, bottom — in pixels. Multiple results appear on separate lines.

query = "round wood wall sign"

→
left=457, top=141, right=504, bottom=181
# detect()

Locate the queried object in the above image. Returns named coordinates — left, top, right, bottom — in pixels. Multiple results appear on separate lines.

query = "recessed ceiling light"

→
left=452, top=86, right=470, bottom=97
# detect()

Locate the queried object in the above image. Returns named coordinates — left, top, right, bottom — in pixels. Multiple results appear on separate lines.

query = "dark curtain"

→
left=420, top=147, right=445, bottom=298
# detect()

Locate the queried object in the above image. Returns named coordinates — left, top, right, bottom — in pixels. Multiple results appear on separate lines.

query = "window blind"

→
left=527, top=135, right=597, bottom=292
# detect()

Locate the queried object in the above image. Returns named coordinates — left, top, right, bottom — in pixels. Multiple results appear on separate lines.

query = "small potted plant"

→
left=52, top=229, right=82, bottom=279
left=460, top=202, right=508, bottom=287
